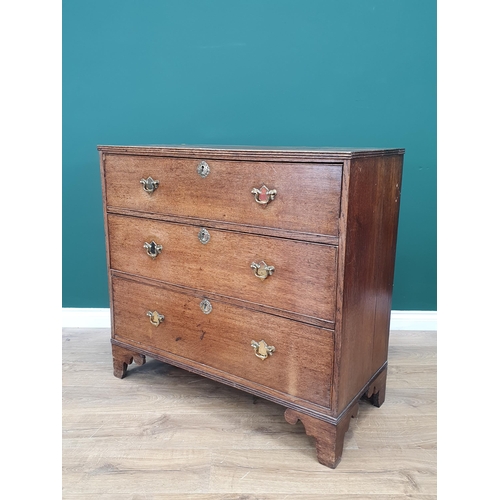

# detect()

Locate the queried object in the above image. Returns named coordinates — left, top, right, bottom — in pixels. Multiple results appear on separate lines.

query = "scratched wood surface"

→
left=62, top=328, right=436, bottom=499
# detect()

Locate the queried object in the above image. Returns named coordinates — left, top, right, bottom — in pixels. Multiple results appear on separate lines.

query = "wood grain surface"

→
left=112, top=275, right=334, bottom=408
left=62, top=328, right=436, bottom=498
left=103, top=154, right=342, bottom=236
left=334, top=154, right=404, bottom=413
left=108, top=213, right=338, bottom=322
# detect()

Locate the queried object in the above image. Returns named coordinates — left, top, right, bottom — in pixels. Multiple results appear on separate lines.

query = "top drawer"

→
left=103, top=154, right=342, bottom=237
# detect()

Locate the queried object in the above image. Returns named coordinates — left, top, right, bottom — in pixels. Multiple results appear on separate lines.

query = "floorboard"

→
left=62, top=328, right=437, bottom=498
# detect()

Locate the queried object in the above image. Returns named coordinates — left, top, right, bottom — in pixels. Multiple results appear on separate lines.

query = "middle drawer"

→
left=108, top=214, right=337, bottom=323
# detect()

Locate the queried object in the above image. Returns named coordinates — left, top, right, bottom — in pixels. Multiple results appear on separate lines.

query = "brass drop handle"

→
left=140, top=176, right=159, bottom=193
left=144, top=241, right=162, bottom=259
left=146, top=310, right=164, bottom=327
left=251, top=340, right=275, bottom=360
left=251, top=184, right=277, bottom=207
left=251, top=261, right=275, bottom=280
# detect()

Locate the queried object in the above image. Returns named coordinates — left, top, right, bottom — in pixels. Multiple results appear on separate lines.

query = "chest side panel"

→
left=335, top=154, right=403, bottom=412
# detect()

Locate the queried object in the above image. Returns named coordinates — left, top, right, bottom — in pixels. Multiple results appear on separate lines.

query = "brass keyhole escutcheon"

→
left=200, top=299, right=212, bottom=314
left=251, top=340, right=275, bottom=360
left=140, top=176, right=159, bottom=194
left=146, top=310, right=164, bottom=327
left=197, top=161, right=210, bottom=178
left=198, top=227, right=211, bottom=244
left=144, top=241, right=162, bottom=259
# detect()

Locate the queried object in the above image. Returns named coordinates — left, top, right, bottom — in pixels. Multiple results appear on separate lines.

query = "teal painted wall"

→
left=63, top=0, right=436, bottom=310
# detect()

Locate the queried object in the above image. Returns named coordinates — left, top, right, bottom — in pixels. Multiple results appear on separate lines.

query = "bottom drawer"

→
left=112, top=276, right=334, bottom=408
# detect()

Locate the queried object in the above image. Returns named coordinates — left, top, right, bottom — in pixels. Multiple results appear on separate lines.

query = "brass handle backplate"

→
left=143, top=240, right=162, bottom=259
left=251, top=184, right=277, bottom=207
left=251, top=340, right=275, bottom=360
left=146, top=310, right=164, bottom=327
left=251, top=261, right=275, bottom=280
left=140, top=176, right=159, bottom=194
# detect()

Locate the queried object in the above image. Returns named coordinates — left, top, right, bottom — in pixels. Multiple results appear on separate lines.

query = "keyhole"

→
left=197, top=161, right=210, bottom=178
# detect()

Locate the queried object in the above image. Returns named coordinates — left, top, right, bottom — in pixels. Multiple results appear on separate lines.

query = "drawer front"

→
left=108, top=214, right=337, bottom=322
left=104, top=154, right=342, bottom=237
left=112, top=276, right=334, bottom=408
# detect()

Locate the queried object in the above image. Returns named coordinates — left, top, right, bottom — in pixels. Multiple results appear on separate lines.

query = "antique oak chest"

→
left=98, top=145, right=404, bottom=468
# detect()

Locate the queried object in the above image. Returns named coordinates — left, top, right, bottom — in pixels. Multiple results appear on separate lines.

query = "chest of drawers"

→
left=98, top=145, right=404, bottom=468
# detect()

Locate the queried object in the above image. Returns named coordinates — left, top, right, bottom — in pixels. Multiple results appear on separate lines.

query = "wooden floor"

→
left=62, top=328, right=436, bottom=499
